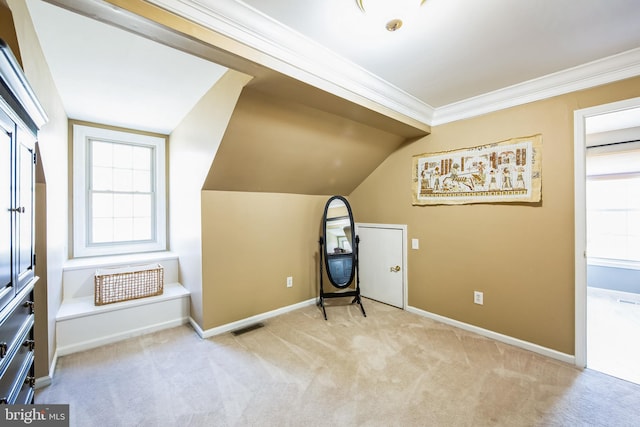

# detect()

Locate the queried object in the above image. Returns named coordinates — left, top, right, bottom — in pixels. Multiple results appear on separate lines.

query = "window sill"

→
left=63, top=250, right=178, bottom=272
left=587, top=257, right=640, bottom=271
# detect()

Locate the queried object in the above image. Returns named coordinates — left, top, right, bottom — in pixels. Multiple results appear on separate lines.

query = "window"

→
left=73, top=124, right=166, bottom=257
left=586, top=142, right=640, bottom=263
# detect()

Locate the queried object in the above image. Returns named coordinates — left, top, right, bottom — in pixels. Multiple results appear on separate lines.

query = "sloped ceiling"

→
left=203, top=87, right=406, bottom=195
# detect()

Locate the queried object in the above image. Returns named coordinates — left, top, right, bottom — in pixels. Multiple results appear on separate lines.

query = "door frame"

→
left=355, top=223, right=408, bottom=309
left=573, top=96, right=640, bottom=368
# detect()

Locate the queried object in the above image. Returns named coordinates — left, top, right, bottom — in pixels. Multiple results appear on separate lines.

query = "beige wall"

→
left=201, top=191, right=327, bottom=328
left=8, top=0, right=69, bottom=378
left=350, top=76, right=640, bottom=354
left=169, top=69, right=251, bottom=327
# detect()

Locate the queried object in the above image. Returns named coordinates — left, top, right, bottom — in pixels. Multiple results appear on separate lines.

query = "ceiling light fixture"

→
left=356, top=0, right=427, bottom=32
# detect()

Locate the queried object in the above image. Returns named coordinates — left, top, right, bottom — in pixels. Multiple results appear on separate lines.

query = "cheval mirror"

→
left=318, top=195, right=366, bottom=320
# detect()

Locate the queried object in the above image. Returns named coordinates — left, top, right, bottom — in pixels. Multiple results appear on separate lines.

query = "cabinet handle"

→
left=23, top=301, right=34, bottom=313
left=0, top=342, right=6, bottom=358
left=23, top=339, right=35, bottom=351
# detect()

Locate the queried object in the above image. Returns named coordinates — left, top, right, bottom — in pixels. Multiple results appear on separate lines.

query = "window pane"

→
left=628, top=238, right=640, bottom=262
left=113, top=143, right=133, bottom=169
left=628, top=178, right=640, bottom=209
left=91, top=140, right=113, bottom=167
left=132, top=170, right=151, bottom=192
left=133, top=194, right=151, bottom=218
left=92, top=167, right=113, bottom=191
left=113, top=169, right=133, bottom=192
left=113, top=218, right=133, bottom=242
left=587, top=173, right=640, bottom=262
left=113, top=194, right=133, bottom=218
left=629, top=211, right=640, bottom=236
left=133, top=146, right=152, bottom=170
left=92, top=218, right=113, bottom=243
left=92, top=193, right=113, bottom=219
left=590, top=180, right=627, bottom=209
left=133, top=218, right=152, bottom=240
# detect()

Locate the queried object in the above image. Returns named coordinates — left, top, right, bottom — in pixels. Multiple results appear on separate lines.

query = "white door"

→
left=356, top=224, right=405, bottom=308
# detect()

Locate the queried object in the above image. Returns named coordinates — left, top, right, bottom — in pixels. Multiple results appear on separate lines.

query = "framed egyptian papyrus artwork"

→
left=412, top=135, right=542, bottom=205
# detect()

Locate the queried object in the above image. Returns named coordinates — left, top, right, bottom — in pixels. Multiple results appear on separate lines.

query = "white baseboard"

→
left=35, top=376, right=51, bottom=390
left=35, top=350, right=58, bottom=390
left=193, top=298, right=317, bottom=339
left=57, top=317, right=188, bottom=357
left=406, top=306, right=576, bottom=365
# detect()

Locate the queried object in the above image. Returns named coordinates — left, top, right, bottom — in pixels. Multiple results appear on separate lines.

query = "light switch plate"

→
left=411, top=238, right=419, bottom=250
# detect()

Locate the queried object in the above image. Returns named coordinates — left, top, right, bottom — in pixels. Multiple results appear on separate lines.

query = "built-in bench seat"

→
left=56, top=252, right=190, bottom=356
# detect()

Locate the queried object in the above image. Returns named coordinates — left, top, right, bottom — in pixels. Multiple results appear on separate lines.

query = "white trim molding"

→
left=355, top=222, right=408, bottom=310
left=192, top=298, right=317, bottom=339
left=71, top=124, right=167, bottom=258
left=35, top=350, right=58, bottom=390
left=407, top=306, right=575, bottom=365
left=573, top=96, right=640, bottom=369
left=146, top=1, right=640, bottom=128
left=119, top=1, right=640, bottom=129
left=147, top=0, right=434, bottom=127
left=434, top=48, right=640, bottom=125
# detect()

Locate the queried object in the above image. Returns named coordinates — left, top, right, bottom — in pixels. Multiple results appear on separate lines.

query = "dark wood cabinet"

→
left=0, top=38, right=46, bottom=405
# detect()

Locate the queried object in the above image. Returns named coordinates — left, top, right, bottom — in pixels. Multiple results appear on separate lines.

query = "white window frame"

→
left=72, top=123, right=167, bottom=258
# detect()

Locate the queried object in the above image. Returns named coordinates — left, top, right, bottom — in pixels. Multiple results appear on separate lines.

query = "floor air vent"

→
left=231, top=322, right=265, bottom=336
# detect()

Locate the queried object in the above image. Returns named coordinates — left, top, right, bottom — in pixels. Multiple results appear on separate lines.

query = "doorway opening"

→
left=574, top=98, right=640, bottom=384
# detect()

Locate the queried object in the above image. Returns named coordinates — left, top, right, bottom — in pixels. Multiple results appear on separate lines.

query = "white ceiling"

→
left=24, top=0, right=640, bottom=134
left=239, top=0, right=640, bottom=107
left=26, top=0, right=228, bottom=134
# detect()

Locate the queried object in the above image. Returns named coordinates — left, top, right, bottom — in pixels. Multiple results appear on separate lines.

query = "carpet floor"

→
left=36, top=299, right=640, bottom=426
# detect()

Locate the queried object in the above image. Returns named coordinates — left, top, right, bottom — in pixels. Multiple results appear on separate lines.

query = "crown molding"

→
left=432, top=47, right=640, bottom=126
left=141, top=1, right=640, bottom=129
left=147, top=0, right=434, bottom=127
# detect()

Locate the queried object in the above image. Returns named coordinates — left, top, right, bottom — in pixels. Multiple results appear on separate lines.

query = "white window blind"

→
left=586, top=141, right=640, bottom=263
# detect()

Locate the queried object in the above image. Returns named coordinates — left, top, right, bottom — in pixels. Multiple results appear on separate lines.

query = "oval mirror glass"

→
left=322, top=196, right=355, bottom=288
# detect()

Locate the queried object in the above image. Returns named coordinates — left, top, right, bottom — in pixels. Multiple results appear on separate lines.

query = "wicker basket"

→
left=94, top=263, right=164, bottom=306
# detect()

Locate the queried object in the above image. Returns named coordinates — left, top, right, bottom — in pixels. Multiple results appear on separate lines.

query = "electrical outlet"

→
left=287, top=276, right=293, bottom=288
left=474, top=291, right=483, bottom=305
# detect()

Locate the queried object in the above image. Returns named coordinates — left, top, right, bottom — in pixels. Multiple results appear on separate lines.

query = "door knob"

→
left=390, top=265, right=401, bottom=272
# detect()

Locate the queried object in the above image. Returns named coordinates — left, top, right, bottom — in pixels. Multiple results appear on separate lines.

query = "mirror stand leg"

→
left=318, top=295, right=327, bottom=320
left=352, top=294, right=366, bottom=317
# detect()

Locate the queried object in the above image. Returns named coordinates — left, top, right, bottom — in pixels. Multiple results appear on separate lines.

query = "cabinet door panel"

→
left=15, top=136, right=34, bottom=291
left=0, top=129, right=12, bottom=300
